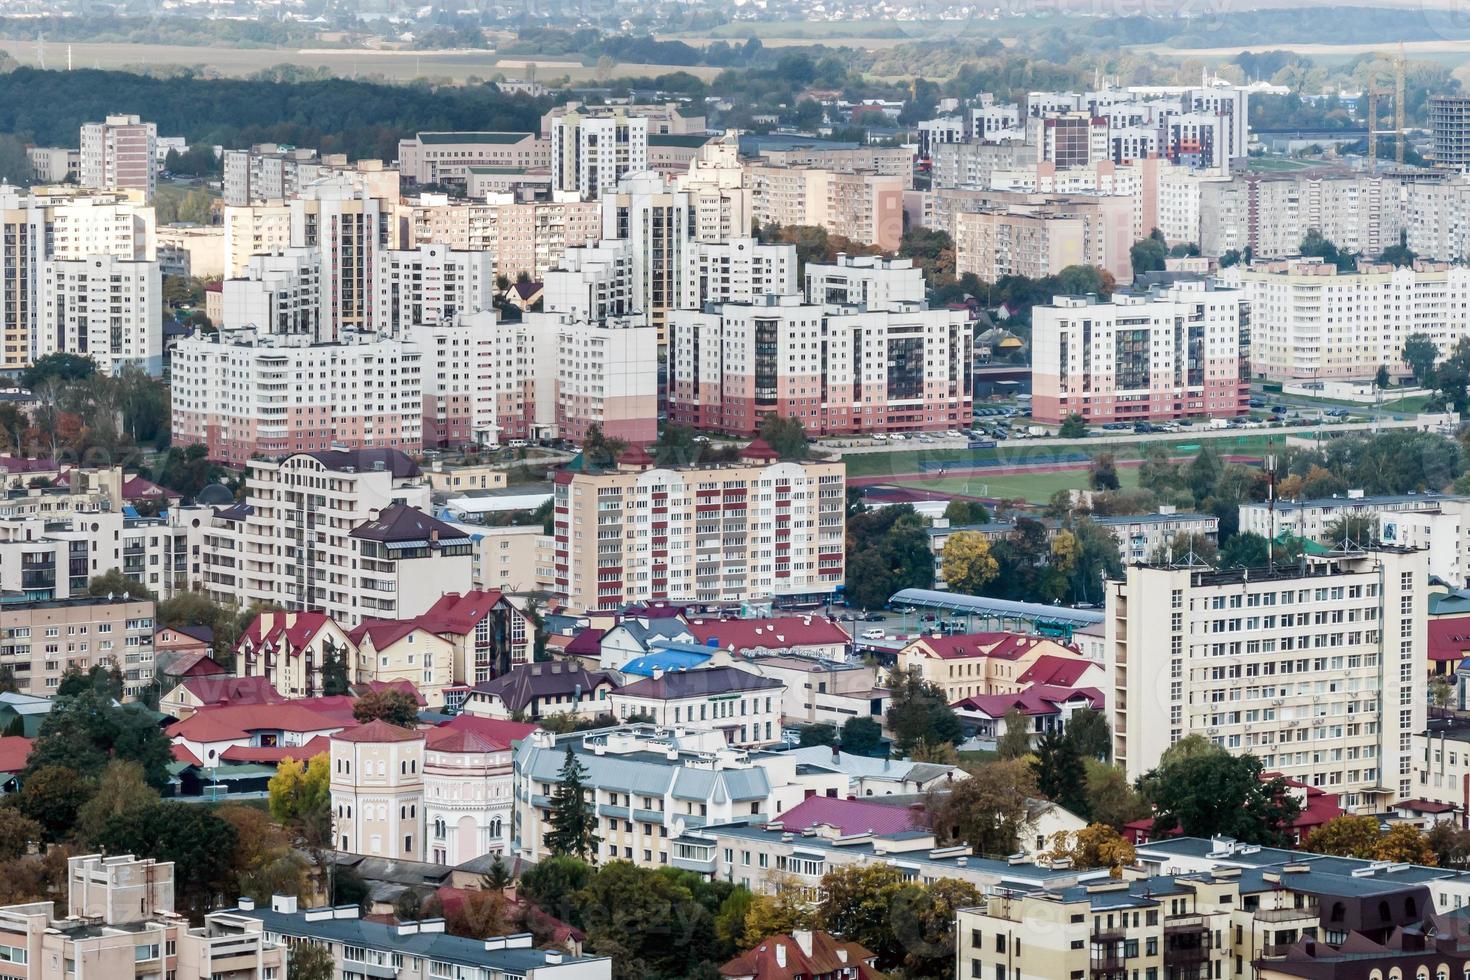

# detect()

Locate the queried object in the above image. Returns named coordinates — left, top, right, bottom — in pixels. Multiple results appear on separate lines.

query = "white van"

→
left=860, top=628, right=885, bottom=640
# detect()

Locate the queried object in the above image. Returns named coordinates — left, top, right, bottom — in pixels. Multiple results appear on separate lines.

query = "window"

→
left=0, top=944, right=25, bottom=964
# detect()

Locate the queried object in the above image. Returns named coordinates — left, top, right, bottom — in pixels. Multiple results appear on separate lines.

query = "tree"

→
left=741, top=877, right=816, bottom=948
left=1374, top=824, right=1437, bottom=865
left=1322, top=514, right=1376, bottom=548
left=56, top=664, right=123, bottom=701
left=797, top=723, right=838, bottom=747
left=1044, top=824, right=1137, bottom=878
left=1378, top=229, right=1416, bottom=267
left=1402, top=333, right=1439, bottom=384
left=1089, top=453, right=1121, bottom=491
left=885, top=669, right=962, bottom=757
left=928, top=758, right=1037, bottom=856
left=1299, top=229, right=1355, bottom=272
left=21, top=352, right=95, bottom=391
left=940, top=531, right=999, bottom=595
left=1432, top=677, right=1457, bottom=712
left=839, top=716, right=884, bottom=757
left=545, top=747, right=600, bottom=861
left=1376, top=364, right=1391, bottom=390
left=26, top=689, right=172, bottom=791
left=887, top=876, right=983, bottom=977
left=0, top=809, right=41, bottom=861
left=1065, top=709, right=1111, bottom=762
left=815, top=864, right=910, bottom=966
left=995, top=707, right=1033, bottom=759
left=758, top=413, right=809, bottom=460
left=1085, top=760, right=1150, bottom=829
left=942, top=499, right=990, bottom=525
left=1033, top=727, right=1088, bottom=816
left=1149, top=531, right=1219, bottom=566
left=845, top=506, right=934, bottom=609
left=286, top=942, right=336, bottom=980
left=320, top=644, right=351, bottom=697
left=15, top=766, right=91, bottom=842
left=1305, top=815, right=1384, bottom=858
left=518, top=855, right=593, bottom=921
left=579, top=423, right=625, bottom=470
left=1058, top=414, right=1088, bottom=438
left=714, top=887, right=755, bottom=951
left=217, top=804, right=309, bottom=905
left=1129, top=229, right=1167, bottom=276
left=267, top=754, right=333, bottom=897
left=651, top=424, right=701, bottom=467
left=1144, top=746, right=1301, bottom=847
left=86, top=568, right=154, bottom=600
left=351, top=690, right=420, bottom=728
left=1428, top=822, right=1470, bottom=869
left=481, top=853, right=513, bottom=891
left=76, top=760, right=160, bottom=845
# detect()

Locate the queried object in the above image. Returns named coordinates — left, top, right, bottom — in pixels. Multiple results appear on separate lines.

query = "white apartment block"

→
left=691, top=238, right=797, bottom=305
left=407, top=310, right=512, bottom=449
left=804, top=254, right=927, bottom=309
left=171, top=330, right=424, bottom=465
left=38, top=256, right=162, bottom=375
left=374, top=244, right=494, bottom=336
left=221, top=247, right=322, bottom=337
left=1030, top=280, right=1249, bottom=425
left=552, top=451, right=845, bottom=611
left=550, top=109, right=649, bottom=198
left=512, top=726, right=847, bottom=869
left=1105, top=549, right=1428, bottom=813
left=236, top=449, right=473, bottom=623
left=544, top=239, right=640, bottom=322
left=79, top=114, right=157, bottom=201
left=290, top=180, right=402, bottom=337
left=1219, top=257, right=1470, bottom=381
left=531, top=311, right=659, bottom=446
left=221, top=144, right=321, bottom=205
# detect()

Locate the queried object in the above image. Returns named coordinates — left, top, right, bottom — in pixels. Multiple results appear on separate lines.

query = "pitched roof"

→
left=352, top=679, right=428, bottom=706
left=1016, top=654, right=1096, bottom=686
left=439, top=713, right=537, bottom=749
left=159, top=651, right=228, bottom=678
left=619, top=648, right=713, bottom=677
left=220, top=735, right=332, bottom=764
left=774, top=796, right=924, bottom=837
left=333, top=719, right=424, bottom=744
left=471, top=662, right=620, bottom=713
left=953, top=684, right=1103, bottom=718
left=0, top=735, right=32, bottom=774
left=236, top=611, right=338, bottom=653
left=1429, top=618, right=1470, bottom=662
left=419, top=590, right=508, bottom=635
left=739, top=438, right=781, bottom=462
left=907, top=632, right=1076, bottom=662
left=683, top=616, right=850, bottom=653
left=351, top=505, right=470, bottom=545
left=618, top=665, right=780, bottom=700
left=178, top=675, right=285, bottom=708
left=166, top=696, right=358, bottom=743
left=720, top=931, right=886, bottom=980
left=170, top=743, right=202, bottom=767
left=563, top=628, right=606, bottom=657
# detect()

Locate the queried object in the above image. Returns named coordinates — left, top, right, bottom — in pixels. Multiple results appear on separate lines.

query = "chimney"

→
left=271, top=895, right=298, bottom=915
left=793, top=930, right=814, bottom=958
left=237, top=897, right=255, bottom=911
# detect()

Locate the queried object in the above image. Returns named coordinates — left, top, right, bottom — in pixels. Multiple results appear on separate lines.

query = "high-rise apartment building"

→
left=289, top=180, right=402, bottom=337
left=552, top=447, right=845, bottom=611
left=79, top=114, right=157, bottom=201
left=221, top=144, right=321, bottom=205
left=407, top=193, right=601, bottom=282
left=1105, top=548, right=1428, bottom=813
left=220, top=248, right=323, bottom=337
left=1030, top=280, right=1249, bottom=424
left=550, top=109, right=649, bottom=199
left=38, top=255, right=162, bottom=376
left=374, top=244, right=494, bottom=335
left=1431, top=95, right=1470, bottom=172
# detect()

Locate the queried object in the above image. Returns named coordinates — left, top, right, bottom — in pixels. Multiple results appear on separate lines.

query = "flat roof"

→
left=888, top=589, right=1103, bottom=627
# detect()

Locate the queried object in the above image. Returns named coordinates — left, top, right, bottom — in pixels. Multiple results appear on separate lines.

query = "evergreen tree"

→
left=544, top=746, right=600, bottom=861
left=1033, top=728, right=1089, bottom=818
left=320, top=643, right=350, bottom=696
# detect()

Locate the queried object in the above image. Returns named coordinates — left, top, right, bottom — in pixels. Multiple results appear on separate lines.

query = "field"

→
left=0, top=39, right=725, bottom=83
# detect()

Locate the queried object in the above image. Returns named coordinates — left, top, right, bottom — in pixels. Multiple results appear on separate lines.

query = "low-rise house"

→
left=720, top=930, right=887, bottom=980
left=951, top=684, right=1105, bottom=745
left=732, top=656, right=889, bottom=731
left=152, top=625, right=215, bottom=666
left=167, top=695, right=357, bottom=767
left=0, top=692, right=53, bottom=737
left=776, top=746, right=966, bottom=797
left=897, top=631, right=1091, bottom=702
left=221, top=895, right=612, bottom=979
left=513, top=726, right=848, bottom=869
left=159, top=675, right=285, bottom=721
left=608, top=666, right=784, bottom=747
left=596, top=616, right=697, bottom=669
left=424, top=715, right=536, bottom=865
left=461, top=662, right=621, bottom=721
left=331, top=719, right=426, bottom=860
left=235, top=610, right=357, bottom=699
left=0, top=735, right=31, bottom=793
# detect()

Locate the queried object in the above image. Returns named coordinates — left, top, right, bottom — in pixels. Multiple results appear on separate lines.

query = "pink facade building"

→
left=667, top=294, right=972, bottom=437
left=1030, top=280, right=1248, bottom=425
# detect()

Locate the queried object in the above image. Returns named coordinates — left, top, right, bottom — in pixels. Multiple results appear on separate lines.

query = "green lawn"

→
left=910, top=465, right=1142, bottom=503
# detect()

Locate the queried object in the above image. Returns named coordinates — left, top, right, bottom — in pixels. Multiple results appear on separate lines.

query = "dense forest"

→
left=0, top=68, right=548, bottom=161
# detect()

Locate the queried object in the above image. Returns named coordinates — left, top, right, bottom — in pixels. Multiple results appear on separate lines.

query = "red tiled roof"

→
left=1428, top=618, right=1470, bottom=662
left=350, top=592, right=510, bottom=649
left=332, top=719, right=424, bottom=744
left=564, top=627, right=606, bottom=656
left=179, top=675, right=285, bottom=707
left=236, top=612, right=338, bottom=654
left=219, top=736, right=332, bottom=764
left=720, top=931, right=886, bottom=980
left=953, top=684, right=1104, bottom=717
left=908, top=632, right=1076, bottom=662
left=166, top=696, right=358, bottom=743
left=0, top=736, right=32, bottom=774
left=1395, top=798, right=1458, bottom=814
left=1017, top=655, right=1096, bottom=687
left=774, top=796, right=924, bottom=837
left=353, top=679, right=427, bottom=706
left=739, top=438, right=781, bottom=462
left=439, top=714, right=537, bottom=750
left=171, top=743, right=202, bottom=767
left=684, top=616, right=850, bottom=652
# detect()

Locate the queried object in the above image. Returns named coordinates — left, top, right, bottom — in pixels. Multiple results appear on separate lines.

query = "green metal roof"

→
left=649, top=133, right=714, bottom=148
left=417, top=132, right=534, bottom=144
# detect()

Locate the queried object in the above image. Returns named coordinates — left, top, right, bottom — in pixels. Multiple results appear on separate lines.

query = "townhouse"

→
left=608, top=666, right=785, bottom=747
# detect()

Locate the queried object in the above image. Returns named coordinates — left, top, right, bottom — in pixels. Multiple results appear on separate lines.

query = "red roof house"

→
left=720, top=930, right=887, bottom=980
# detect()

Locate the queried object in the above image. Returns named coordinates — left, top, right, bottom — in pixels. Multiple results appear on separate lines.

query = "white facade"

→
left=221, top=248, right=322, bottom=337
left=550, top=110, right=649, bottom=199
left=38, top=256, right=161, bottom=375
left=374, top=244, right=494, bottom=336
left=804, top=254, right=927, bottom=309
left=1105, top=549, right=1429, bottom=813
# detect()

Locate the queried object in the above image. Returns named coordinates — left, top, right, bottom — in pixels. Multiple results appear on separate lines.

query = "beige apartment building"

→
left=746, top=165, right=905, bottom=251
left=0, top=853, right=284, bottom=980
left=331, top=719, right=426, bottom=860
left=222, top=203, right=292, bottom=277
left=1106, top=548, right=1428, bottom=814
left=408, top=195, right=601, bottom=282
left=898, top=632, right=1092, bottom=703
left=396, top=131, right=549, bottom=185
left=79, top=114, right=156, bottom=202
left=0, top=595, right=156, bottom=700
left=552, top=449, right=846, bottom=612
left=953, top=196, right=1134, bottom=283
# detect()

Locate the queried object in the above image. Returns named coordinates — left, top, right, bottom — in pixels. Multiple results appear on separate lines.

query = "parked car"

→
left=861, top=628, right=886, bottom=640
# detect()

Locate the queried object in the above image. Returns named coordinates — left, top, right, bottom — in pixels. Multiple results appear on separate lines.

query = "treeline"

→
left=502, top=27, right=768, bottom=68
left=0, top=68, right=548, bottom=161
left=0, top=15, right=332, bottom=48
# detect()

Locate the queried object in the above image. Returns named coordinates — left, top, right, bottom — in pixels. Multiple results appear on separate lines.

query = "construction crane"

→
left=1366, top=43, right=1407, bottom=171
